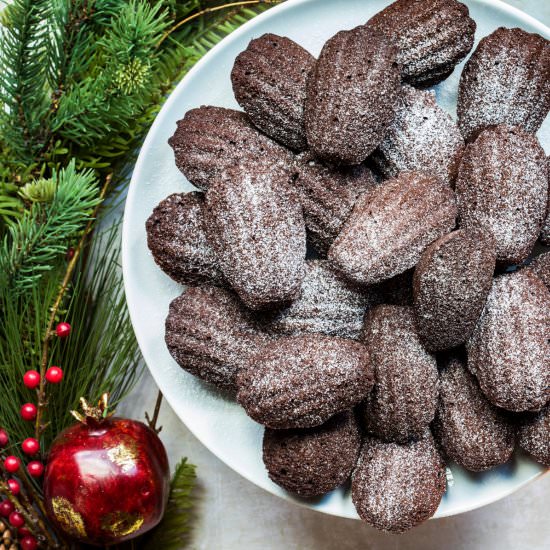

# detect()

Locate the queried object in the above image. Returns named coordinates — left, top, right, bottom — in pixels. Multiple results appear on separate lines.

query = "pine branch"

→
left=0, top=161, right=101, bottom=295
left=0, top=223, right=142, bottom=457
left=141, top=459, right=197, bottom=550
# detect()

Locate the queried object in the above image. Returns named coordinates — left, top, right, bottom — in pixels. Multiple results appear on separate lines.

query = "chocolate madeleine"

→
left=360, top=305, right=439, bottom=443
left=529, top=252, right=550, bottom=291
left=329, top=171, right=457, bottom=285
left=413, top=228, right=496, bottom=351
left=267, top=260, right=381, bottom=340
left=517, top=407, right=550, bottom=468
left=456, top=125, right=547, bottom=265
left=263, top=411, right=361, bottom=497
left=204, top=166, right=306, bottom=310
left=305, top=25, right=401, bottom=165
left=146, top=192, right=225, bottom=286
left=231, top=34, right=315, bottom=151
left=351, top=432, right=446, bottom=533
left=366, top=0, right=476, bottom=87
left=237, top=335, right=373, bottom=429
left=467, top=270, right=550, bottom=412
left=293, top=153, right=377, bottom=255
left=458, top=27, right=550, bottom=142
left=168, top=106, right=294, bottom=191
left=165, top=286, right=268, bottom=391
left=541, top=157, right=550, bottom=245
left=433, top=357, right=514, bottom=472
left=371, top=86, right=464, bottom=186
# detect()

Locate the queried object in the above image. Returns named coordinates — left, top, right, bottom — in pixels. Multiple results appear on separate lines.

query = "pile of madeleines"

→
left=145, top=0, right=550, bottom=533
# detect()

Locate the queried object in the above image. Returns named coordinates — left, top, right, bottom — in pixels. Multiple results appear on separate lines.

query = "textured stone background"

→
left=121, top=1, right=550, bottom=548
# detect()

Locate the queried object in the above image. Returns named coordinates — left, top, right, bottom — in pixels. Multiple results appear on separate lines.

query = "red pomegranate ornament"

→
left=43, top=394, right=169, bottom=546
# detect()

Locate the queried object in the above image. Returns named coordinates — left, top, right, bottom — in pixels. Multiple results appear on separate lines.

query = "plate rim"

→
left=122, top=0, right=550, bottom=521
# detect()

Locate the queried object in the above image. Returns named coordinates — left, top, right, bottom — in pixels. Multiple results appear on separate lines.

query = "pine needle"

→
left=141, top=459, right=197, bottom=550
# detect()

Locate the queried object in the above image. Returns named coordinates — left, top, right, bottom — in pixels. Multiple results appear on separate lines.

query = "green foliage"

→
left=142, top=458, right=197, bottom=550
left=0, top=161, right=101, bottom=295
left=0, top=0, right=50, bottom=167
left=0, top=223, right=142, bottom=454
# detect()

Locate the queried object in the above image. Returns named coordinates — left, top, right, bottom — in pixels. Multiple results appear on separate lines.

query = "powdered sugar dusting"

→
left=329, top=171, right=457, bottom=285
left=371, top=86, right=464, bottom=186
left=205, top=167, right=306, bottom=310
left=433, top=356, right=514, bottom=471
left=351, top=432, right=446, bottom=533
left=145, top=192, right=226, bottom=286
left=517, top=406, right=550, bottom=467
left=361, top=305, right=439, bottom=443
left=457, top=27, right=550, bottom=141
left=237, top=335, right=373, bottom=429
left=168, top=106, right=294, bottom=191
left=467, top=270, right=550, bottom=411
left=165, top=286, right=270, bottom=391
left=267, top=260, right=381, bottom=339
left=456, top=125, right=547, bottom=264
left=366, top=0, right=476, bottom=86
left=413, top=228, right=496, bottom=351
left=231, top=34, right=315, bottom=151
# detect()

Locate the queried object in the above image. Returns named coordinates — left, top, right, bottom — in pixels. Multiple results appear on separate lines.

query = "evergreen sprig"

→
left=0, top=223, right=142, bottom=454
left=142, top=458, right=197, bottom=550
left=0, top=161, right=101, bottom=295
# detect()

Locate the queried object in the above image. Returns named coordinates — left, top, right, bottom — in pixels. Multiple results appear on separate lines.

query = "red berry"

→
left=66, top=247, right=75, bottom=261
left=20, top=535, right=38, bottom=550
left=8, top=510, right=24, bottom=528
left=4, top=455, right=20, bottom=473
left=7, top=479, right=20, bottom=495
left=0, top=428, right=8, bottom=448
left=45, top=366, right=63, bottom=384
left=27, top=461, right=44, bottom=478
left=21, top=437, right=40, bottom=456
left=20, top=403, right=37, bottom=421
left=18, top=527, right=32, bottom=537
left=55, top=322, right=71, bottom=338
left=0, top=500, right=14, bottom=517
left=23, top=370, right=40, bottom=389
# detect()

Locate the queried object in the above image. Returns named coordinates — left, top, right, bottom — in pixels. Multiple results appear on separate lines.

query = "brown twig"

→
left=145, top=391, right=163, bottom=434
left=156, top=0, right=281, bottom=48
left=34, top=174, right=112, bottom=442
left=0, top=480, right=45, bottom=544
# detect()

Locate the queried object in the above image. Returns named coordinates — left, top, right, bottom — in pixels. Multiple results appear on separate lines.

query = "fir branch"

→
left=0, top=161, right=101, bottom=295
left=52, top=0, right=170, bottom=147
left=141, top=459, right=197, bottom=550
left=0, top=0, right=51, bottom=165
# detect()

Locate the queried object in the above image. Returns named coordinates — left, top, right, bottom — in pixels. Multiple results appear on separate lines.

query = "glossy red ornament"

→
left=20, top=403, right=37, bottom=421
left=23, top=370, right=41, bottom=389
left=18, top=526, right=32, bottom=537
left=0, top=500, right=14, bottom=517
left=4, top=455, right=20, bottom=473
left=8, top=511, right=24, bottom=528
left=44, top=394, right=169, bottom=546
left=27, top=461, right=44, bottom=478
left=22, top=437, right=40, bottom=456
left=0, top=428, right=8, bottom=447
left=20, top=535, right=38, bottom=550
left=45, top=366, right=63, bottom=384
left=55, top=322, right=72, bottom=338
left=7, top=479, right=20, bottom=495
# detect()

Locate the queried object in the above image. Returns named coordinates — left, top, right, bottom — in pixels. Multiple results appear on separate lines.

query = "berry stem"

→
left=34, top=174, right=112, bottom=443
left=145, top=390, right=163, bottom=434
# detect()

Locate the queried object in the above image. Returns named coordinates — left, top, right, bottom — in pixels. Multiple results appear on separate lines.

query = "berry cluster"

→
left=0, top=322, right=70, bottom=549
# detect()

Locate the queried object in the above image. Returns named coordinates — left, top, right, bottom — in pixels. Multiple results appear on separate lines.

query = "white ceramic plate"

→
left=122, top=0, right=549, bottom=520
